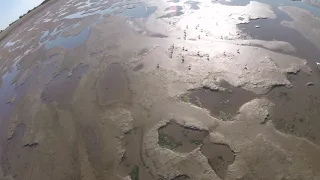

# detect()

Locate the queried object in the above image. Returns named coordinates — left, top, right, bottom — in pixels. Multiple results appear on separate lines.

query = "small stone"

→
left=306, top=82, right=314, bottom=86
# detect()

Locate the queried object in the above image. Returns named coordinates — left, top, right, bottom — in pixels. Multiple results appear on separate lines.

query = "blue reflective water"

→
left=44, top=27, right=90, bottom=49
left=40, top=30, right=50, bottom=42
left=40, top=3, right=157, bottom=50
left=120, top=4, right=157, bottom=17
left=64, top=3, right=157, bottom=20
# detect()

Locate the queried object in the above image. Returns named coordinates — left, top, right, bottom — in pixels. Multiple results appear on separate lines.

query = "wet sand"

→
left=1, top=0, right=320, bottom=179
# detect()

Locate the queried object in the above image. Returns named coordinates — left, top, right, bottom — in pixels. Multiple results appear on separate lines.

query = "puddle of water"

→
left=266, top=72, right=320, bottom=145
left=158, top=120, right=209, bottom=153
left=185, top=1, right=201, bottom=10
left=96, top=63, right=131, bottom=106
left=44, top=27, right=90, bottom=50
left=187, top=81, right=255, bottom=120
left=238, top=15, right=320, bottom=69
left=200, top=138, right=235, bottom=179
left=160, top=6, right=184, bottom=18
left=41, top=64, right=88, bottom=109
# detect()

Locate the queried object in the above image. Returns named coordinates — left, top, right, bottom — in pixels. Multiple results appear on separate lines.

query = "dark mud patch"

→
left=160, top=6, right=184, bottom=18
left=96, top=63, right=131, bottom=106
left=200, top=138, right=235, bottom=179
left=1, top=124, right=37, bottom=179
left=133, top=63, right=144, bottom=71
left=158, top=121, right=209, bottom=153
left=41, top=64, right=88, bottom=109
left=266, top=72, right=320, bottom=145
left=185, top=1, right=200, bottom=10
left=171, top=175, right=190, bottom=180
left=119, top=129, right=154, bottom=180
left=186, top=81, right=255, bottom=120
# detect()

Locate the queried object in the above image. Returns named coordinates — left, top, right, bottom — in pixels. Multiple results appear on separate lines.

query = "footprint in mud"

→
left=158, top=120, right=235, bottom=179
left=183, top=80, right=256, bottom=120
left=41, top=64, right=88, bottom=109
left=96, top=63, right=131, bottom=106
left=2, top=124, right=38, bottom=180
left=133, top=63, right=144, bottom=72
